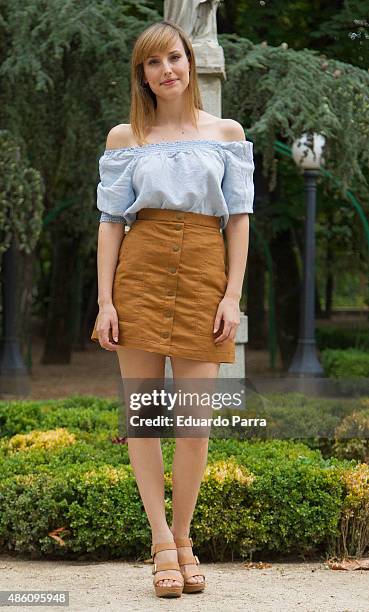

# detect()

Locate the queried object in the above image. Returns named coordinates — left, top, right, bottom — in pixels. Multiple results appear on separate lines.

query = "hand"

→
left=96, top=303, right=120, bottom=351
left=213, top=296, right=240, bottom=345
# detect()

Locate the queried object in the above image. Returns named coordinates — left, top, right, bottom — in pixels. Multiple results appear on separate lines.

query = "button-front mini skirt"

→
left=91, top=208, right=235, bottom=363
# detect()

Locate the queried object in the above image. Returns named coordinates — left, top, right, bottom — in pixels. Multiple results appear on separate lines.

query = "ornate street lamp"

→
left=288, top=133, right=325, bottom=377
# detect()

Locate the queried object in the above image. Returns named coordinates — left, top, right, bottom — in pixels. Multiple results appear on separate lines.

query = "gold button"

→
left=176, top=213, right=184, bottom=220
left=174, top=224, right=182, bottom=230
left=167, top=290, right=175, bottom=296
left=169, top=267, right=177, bottom=274
left=162, top=332, right=169, bottom=338
left=164, top=310, right=172, bottom=317
left=173, top=245, right=180, bottom=252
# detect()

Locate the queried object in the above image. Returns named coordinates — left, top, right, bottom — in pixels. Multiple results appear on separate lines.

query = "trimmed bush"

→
left=321, top=349, right=369, bottom=378
left=334, top=463, right=369, bottom=559
left=0, top=396, right=119, bottom=438
left=316, top=326, right=369, bottom=351
left=0, top=396, right=368, bottom=561
left=333, top=407, right=369, bottom=463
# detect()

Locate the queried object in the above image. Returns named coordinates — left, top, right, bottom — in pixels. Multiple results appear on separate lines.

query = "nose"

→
left=163, top=59, right=173, bottom=75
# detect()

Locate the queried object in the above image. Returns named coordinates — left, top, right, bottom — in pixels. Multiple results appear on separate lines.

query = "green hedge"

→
left=0, top=396, right=368, bottom=561
left=0, top=396, right=118, bottom=438
left=321, top=349, right=369, bottom=378
left=316, top=326, right=369, bottom=351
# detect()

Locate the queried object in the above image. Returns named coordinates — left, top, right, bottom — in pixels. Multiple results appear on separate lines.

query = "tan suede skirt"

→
left=91, top=207, right=235, bottom=363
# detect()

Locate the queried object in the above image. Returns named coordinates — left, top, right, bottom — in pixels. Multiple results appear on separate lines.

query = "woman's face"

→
left=142, top=38, right=190, bottom=99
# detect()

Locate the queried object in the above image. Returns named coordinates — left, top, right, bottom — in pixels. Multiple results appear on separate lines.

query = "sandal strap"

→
left=178, top=553, right=199, bottom=566
left=152, top=561, right=182, bottom=575
left=174, top=536, right=193, bottom=547
left=152, top=562, right=184, bottom=586
left=182, top=566, right=205, bottom=582
left=151, top=541, right=177, bottom=557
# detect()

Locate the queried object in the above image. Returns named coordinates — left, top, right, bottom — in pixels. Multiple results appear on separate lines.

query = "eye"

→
left=148, top=55, right=181, bottom=65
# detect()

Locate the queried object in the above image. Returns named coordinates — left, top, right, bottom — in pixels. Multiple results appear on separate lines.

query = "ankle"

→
left=152, top=527, right=174, bottom=545
left=170, top=527, right=191, bottom=541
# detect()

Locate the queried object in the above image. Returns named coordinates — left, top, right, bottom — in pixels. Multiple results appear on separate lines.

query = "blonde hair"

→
left=130, top=20, right=203, bottom=145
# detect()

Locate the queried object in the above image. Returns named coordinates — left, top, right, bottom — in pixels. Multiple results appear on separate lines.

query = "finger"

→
left=112, top=319, right=119, bottom=343
left=99, top=330, right=118, bottom=351
left=228, top=323, right=239, bottom=342
left=213, top=312, right=223, bottom=334
left=214, top=323, right=232, bottom=344
left=228, top=329, right=237, bottom=342
left=101, top=342, right=118, bottom=351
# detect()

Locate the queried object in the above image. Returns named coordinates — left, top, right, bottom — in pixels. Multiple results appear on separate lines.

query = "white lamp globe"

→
left=292, top=133, right=326, bottom=170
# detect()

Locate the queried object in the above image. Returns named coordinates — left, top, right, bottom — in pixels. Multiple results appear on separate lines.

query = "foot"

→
left=153, top=546, right=183, bottom=589
left=171, top=531, right=205, bottom=585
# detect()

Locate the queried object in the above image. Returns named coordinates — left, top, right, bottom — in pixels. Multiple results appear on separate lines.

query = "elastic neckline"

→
left=104, top=139, right=253, bottom=154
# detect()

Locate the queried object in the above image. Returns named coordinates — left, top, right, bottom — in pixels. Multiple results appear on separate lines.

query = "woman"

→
left=91, top=20, right=254, bottom=598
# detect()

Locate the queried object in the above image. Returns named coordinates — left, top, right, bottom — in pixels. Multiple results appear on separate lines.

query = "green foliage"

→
left=335, top=463, right=369, bottom=558
left=0, top=0, right=162, bottom=252
left=218, top=0, right=369, bottom=70
left=333, top=406, right=369, bottom=464
left=0, top=395, right=119, bottom=438
left=316, top=326, right=369, bottom=351
left=220, top=34, right=369, bottom=197
left=0, top=397, right=368, bottom=560
left=0, top=130, right=43, bottom=268
left=321, top=348, right=369, bottom=378
left=0, top=435, right=346, bottom=560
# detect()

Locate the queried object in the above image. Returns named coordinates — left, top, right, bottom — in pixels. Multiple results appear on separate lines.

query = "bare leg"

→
left=116, top=347, right=182, bottom=589
left=169, top=356, right=220, bottom=584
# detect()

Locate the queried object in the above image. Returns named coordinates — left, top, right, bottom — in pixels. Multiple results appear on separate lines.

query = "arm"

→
left=95, top=125, right=130, bottom=350
left=213, top=120, right=250, bottom=344
left=222, top=118, right=250, bottom=300
left=97, top=222, right=125, bottom=310
left=224, top=213, right=249, bottom=301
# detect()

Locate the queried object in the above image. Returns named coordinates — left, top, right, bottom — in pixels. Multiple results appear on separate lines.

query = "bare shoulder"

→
left=106, top=124, right=137, bottom=149
left=197, top=111, right=246, bottom=142
left=220, top=118, right=247, bottom=142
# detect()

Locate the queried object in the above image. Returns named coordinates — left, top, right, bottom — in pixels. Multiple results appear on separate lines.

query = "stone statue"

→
left=164, top=0, right=221, bottom=43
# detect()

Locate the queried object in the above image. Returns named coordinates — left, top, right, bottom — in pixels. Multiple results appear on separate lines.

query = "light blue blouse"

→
left=97, top=139, right=255, bottom=230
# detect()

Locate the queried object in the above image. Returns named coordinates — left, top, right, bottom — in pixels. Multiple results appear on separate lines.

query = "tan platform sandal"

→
left=151, top=541, right=184, bottom=598
left=173, top=536, right=206, bottom=593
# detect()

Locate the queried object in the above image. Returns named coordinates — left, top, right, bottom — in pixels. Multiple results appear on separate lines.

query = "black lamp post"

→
left=288, top=133, right=325, bottom=377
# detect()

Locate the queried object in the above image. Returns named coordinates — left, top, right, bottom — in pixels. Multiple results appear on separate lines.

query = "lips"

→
left=162, top=79, right=178, bottom=84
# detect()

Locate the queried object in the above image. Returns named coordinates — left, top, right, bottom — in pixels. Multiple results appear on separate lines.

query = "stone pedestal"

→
left=192, top=41, right=226, bottom=117
left=219, top=313, right=248, bottom=378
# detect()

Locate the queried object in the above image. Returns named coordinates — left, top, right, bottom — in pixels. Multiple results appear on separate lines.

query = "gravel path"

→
left=1, top=556, right=368, bottom=611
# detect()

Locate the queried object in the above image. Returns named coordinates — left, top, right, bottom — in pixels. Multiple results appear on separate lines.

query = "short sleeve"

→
left=96, top=150, right=136, bottom=223
left=221, top=141, right=255, bottom=214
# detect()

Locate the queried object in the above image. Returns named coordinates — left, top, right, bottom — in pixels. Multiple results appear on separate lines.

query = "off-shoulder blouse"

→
left=96, top=139, right=255, bottom=230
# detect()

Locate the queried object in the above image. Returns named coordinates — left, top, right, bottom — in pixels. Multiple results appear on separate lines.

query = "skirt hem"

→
left=90, top=335, right=235, bottom=364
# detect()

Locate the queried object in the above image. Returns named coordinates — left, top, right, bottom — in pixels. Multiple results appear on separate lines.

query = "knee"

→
left=175, top=437, right=209, bottom=452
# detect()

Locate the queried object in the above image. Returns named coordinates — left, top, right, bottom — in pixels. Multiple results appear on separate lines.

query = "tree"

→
left=220, top=34, right=369, bottom=366
left=0, top=0, right=162, bottom=363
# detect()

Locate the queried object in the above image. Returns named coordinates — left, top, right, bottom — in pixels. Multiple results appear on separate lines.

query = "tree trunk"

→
left=41, top=229, right=77, bottom=364
left=218, top=0, right=238, bottom=33
left=247, top=242, right=265, bottom=348
left=85, top=276, right=98, bottom=344
left=71, top=255, right=85, bottom=351
left=315, top=278, right=324, bottom=319
left=270, top=228, right=300, bottom=370
left=18, top=248, right=36, bottom=372
left=324, top=239, right=334, bottom=318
